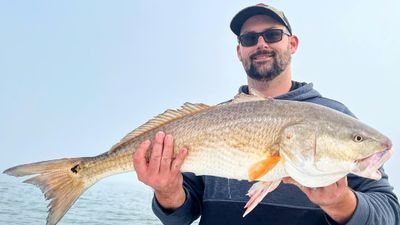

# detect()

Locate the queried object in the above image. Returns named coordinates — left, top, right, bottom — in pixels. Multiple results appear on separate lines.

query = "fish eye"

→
left=353, top=134, right=364, bottom=142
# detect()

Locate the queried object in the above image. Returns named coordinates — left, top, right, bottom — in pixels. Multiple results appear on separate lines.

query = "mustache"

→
left=250, top=50, right=276, bottom=59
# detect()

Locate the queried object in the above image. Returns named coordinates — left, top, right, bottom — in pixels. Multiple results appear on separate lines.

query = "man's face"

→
left=237, top=15, right=297, bottom=81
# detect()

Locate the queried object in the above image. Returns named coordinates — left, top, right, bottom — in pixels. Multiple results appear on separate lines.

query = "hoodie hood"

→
left=237, top=81, right=356, bottom=117
left=238, top=81, right=321, bottom=101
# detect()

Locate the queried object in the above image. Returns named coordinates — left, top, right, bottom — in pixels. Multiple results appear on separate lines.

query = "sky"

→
left=0, top=0, right=399, bottom=195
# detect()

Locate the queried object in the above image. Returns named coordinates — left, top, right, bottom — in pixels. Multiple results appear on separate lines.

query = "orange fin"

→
left=248, top=155, right=280, bottom=181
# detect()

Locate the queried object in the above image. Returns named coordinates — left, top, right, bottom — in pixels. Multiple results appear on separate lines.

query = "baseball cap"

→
left=230, top=3, right=292, bottom=36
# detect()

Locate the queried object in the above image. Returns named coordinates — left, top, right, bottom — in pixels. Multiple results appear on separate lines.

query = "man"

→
left=133, top=4, right=399, bottom=225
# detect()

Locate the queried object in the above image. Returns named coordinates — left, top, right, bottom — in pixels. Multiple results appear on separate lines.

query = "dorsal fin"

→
left=109, top=102, right=210, bottom=153
left=232, top=92, right=271, bottom=104
left=248, top=87, right=271, bottom=99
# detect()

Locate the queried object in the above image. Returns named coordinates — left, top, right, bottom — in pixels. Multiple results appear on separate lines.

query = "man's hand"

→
left=133, top=131, right=188, bottom=210
left=282, top=177, right=357, bottom=224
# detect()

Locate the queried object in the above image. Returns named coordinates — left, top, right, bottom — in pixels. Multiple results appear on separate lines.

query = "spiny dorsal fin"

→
left=232, top=92, right=272, bottom=104
left=109, top=102, right=210, bottom=152
left=249, top=87, right=270, bottom=98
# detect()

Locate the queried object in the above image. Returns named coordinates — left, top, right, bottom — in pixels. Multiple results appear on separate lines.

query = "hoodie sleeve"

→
left=152, top=173, right=203, bottom=225
left=324, top=169, right=400, bottom=225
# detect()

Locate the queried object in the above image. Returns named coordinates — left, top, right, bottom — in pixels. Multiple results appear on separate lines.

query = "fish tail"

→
left=3, top=157, right=94, bottom=225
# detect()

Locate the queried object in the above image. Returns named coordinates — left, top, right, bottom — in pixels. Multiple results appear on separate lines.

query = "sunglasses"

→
left=238, top=29, right=291, bottom=47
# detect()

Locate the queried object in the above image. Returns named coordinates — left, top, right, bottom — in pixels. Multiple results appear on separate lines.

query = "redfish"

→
left=4, top=94, right=393, bottom=225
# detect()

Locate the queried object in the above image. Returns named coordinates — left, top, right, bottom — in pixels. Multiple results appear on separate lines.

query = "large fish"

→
left=3, top=94, right=393, bottom=225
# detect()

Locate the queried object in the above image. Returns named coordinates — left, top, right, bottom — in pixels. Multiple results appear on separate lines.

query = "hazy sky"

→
left=0, top=1, right=399, bottom=194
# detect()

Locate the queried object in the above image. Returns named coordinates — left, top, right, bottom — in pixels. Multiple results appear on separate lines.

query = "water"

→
left=0, top=174, right=200, bottom=225
left=2, top=172, right=397, bottom=225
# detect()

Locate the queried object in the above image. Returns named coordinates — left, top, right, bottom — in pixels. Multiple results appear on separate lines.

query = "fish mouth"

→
left=353, top=148, right=393, bottom=180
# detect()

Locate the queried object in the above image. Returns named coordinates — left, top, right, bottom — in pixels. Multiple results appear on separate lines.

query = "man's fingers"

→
left=171, top=148, right=188, bottom=174
left=148, top=131, right=165, bottom=174
left=160, top=134, right=174, bottom=174
left=282, top=177, right=294, bottom=184
left=133, top=140, right=151, bottom=175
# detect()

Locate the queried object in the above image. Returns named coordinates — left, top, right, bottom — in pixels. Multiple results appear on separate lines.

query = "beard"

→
left=243, top=46, right=291, bottom=81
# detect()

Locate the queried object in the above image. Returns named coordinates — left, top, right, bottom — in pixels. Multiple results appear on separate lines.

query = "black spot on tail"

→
left=71, top=164, right=81, bottom=174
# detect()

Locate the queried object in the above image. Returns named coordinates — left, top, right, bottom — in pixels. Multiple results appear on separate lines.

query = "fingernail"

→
left=182, top=148, right=188, bottom=155
left=142, top=140, right=151, bottom=145
left=156, top=131, right=164, bottom=138
left=165, top=134, right=173, bottom=142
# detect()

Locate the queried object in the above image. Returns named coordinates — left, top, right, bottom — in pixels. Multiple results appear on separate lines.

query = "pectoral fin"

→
left=248, top=155, right=280, bottom=181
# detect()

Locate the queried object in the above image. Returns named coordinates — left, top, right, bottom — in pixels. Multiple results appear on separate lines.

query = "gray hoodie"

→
left=152, top=81, right=399, bottom=225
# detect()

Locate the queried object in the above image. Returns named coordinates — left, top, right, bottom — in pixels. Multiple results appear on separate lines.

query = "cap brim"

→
left=230, top=6, right=288, bottom=36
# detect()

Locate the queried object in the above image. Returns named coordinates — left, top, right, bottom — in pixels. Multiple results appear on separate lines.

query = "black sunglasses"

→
left=238, top=29, right=291, bottom=47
